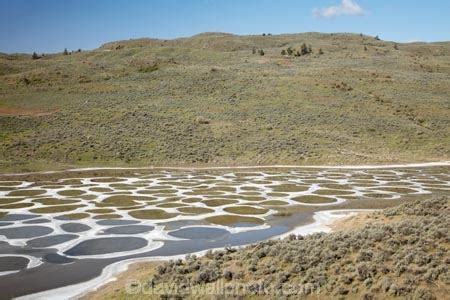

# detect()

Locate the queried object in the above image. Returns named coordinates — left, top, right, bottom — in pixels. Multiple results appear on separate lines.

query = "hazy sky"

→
left=1, top=0, right=449, bottom=53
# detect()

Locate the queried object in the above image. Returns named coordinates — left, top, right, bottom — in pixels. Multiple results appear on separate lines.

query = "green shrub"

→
left=301, top=43, right=309, bottom=55
left=139, top=64, right=159, bottom=73
left=287, top=47, right=294, bottom=55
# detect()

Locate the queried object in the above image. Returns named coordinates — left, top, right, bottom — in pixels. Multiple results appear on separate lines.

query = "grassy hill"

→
left=1, top=32, right=449, bottom=171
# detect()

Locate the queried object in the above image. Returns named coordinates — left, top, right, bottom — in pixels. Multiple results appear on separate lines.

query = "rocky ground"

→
left=87, top=196, right=449, bottom=299
left=0, top=32, right=449, bottom=172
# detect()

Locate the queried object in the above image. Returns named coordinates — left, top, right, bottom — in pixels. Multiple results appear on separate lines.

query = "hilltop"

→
left=0, top=32, right=449, bottom=171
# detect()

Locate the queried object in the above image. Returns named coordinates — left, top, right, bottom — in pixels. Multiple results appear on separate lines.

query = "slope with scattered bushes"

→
left=1, top=33, right=449, bottom=171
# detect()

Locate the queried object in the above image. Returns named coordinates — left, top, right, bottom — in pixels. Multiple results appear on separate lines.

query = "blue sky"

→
left=1, top=0, right=449, bottom=53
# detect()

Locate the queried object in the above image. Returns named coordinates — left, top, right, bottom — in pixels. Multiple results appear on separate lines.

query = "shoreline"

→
left=2, top=161, right=449, bottom=176
left=19, top=209, right=373, bottom=300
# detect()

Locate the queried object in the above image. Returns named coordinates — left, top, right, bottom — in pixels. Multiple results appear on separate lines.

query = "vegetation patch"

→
left=0, top=33, right=448, bottom=167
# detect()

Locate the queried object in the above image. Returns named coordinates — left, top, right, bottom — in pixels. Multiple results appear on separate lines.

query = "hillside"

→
left=86, top=196, right=449, bottom=299
left=0, top=32, right=449, bottom=171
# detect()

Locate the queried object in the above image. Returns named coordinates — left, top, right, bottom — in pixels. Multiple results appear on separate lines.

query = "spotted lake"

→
left=0, top=164, right=449, bottom=298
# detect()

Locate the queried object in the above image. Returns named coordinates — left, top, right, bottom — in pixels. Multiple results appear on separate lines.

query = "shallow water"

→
left=0, top=166, right=448, bottom=298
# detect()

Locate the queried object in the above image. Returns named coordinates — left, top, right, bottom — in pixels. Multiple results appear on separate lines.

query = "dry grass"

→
left=0, top=32, right=449, bottom=172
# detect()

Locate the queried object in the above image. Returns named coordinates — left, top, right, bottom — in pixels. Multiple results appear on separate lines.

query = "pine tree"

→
left=63, top=48, right=69, bottom=55
left=32, top=52, right=39, bottom=59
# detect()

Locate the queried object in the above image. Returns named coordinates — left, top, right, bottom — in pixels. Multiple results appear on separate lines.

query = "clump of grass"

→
left=139, top=63, right=159, bottom=73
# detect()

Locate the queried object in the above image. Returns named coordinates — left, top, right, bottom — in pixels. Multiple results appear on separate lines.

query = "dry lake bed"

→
left=0, top=165, right=449, bottom=298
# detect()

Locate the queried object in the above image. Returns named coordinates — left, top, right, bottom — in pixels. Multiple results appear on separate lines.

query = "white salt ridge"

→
left=0, top=254, right=42, bottom=277
left=2, top=161, right=450, bottom=176
left=1, top=167, right=448, bottom=260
